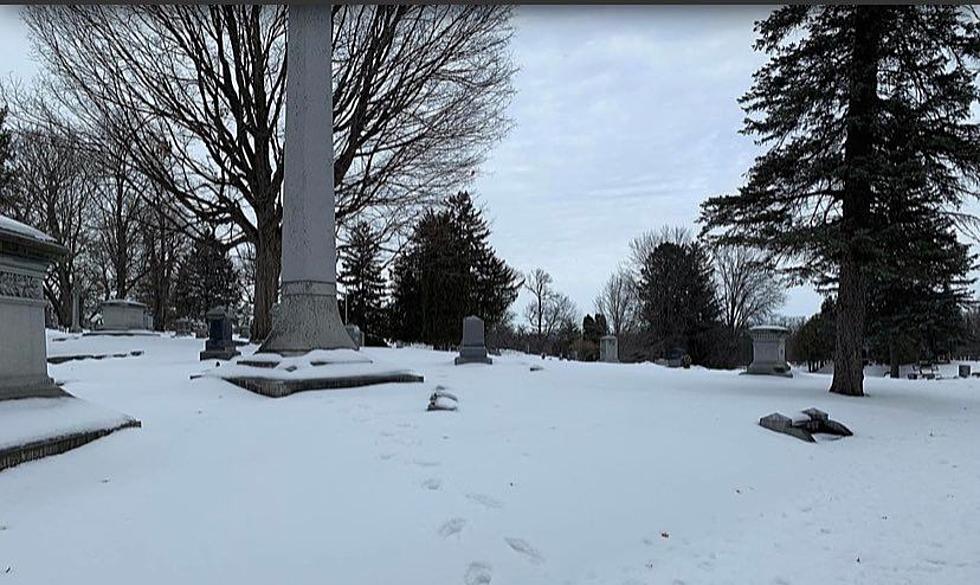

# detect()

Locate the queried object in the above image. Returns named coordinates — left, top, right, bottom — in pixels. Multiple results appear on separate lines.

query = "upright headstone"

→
left=200, top=306, right=240, bottom=361
left=345, top=324, right=363, bottom=350
left=0, top=216, right=68, bottom=400
left=745, top=325, right=792, bottom=377
left=599, top=335, right=619, bottom=363
left=455, top=316, right=492, bottom=365
left=70, top=289, right=82, bottom=333
left=257, top=4, right=353, bottom=355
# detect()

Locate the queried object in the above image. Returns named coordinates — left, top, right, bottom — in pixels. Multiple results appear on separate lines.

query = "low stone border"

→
left=0, top=419, right=141, bottom=473
left=48, top=351, right=144, bottom=365
left=225, top=372, right=424, bottom=398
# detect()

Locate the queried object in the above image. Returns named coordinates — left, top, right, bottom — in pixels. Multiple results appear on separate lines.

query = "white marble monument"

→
left=99, top=299, right=152, bottom=331
left=0, top=216, right=68, bottom=400
left=745, top=325, right=792, bottom=377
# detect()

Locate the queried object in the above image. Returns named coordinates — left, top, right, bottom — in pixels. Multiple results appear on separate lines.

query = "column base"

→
left=258, top=282, right=356, bottom=355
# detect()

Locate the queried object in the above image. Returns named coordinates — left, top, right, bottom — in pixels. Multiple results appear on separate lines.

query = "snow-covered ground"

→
left=1, top=333, right=978, bottom=585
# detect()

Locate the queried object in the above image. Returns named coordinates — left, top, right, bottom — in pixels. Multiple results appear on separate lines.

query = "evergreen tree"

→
left=867, top=208, right=974, bottom=375
left=792, top=298, right=836, bottom=373
left=390, top=192, right=520, bottom=347
left=702, top=6, right=980, bottom=396
left=638, top=240, right=722, bottom=365
left=172, top=235, right=240, bottom=321
left=339, top=221, right=387, bottom=342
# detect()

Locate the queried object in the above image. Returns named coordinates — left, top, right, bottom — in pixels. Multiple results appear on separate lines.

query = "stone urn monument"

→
left=745, top=325, right=792, bottom=377
left=0, top=216, right=68, bottom=400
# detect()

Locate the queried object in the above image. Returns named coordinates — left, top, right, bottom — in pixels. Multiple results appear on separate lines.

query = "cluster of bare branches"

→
left=23, top=4, right=515, bottom=338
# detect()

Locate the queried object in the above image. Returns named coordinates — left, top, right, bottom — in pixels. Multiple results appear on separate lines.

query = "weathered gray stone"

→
left=0, top=216, right=69, bottom=400
left=745, top=325, right=792, bottom=377
left=427, top=387, right=459, bottom=412
left=70, top=289, right=82, bottom=333
left=599, top=335, right=619, bottom=363
left=455, top=316, right=492, bottom=365
left=100, top=299, right=151, bottom=331
left=759, top=408, right=852, bottom=443
left=257, top=5, right=353, bottom=355
left=200, top=306, right=240, bottom=361
left=345, top=324, right=363, bottom=349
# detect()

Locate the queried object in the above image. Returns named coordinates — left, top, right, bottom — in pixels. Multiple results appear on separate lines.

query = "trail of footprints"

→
left=380, top=433, right=542, bottom=583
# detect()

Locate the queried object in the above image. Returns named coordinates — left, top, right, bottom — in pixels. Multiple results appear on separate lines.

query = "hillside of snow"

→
left=1, top=333, right=978, bottom=584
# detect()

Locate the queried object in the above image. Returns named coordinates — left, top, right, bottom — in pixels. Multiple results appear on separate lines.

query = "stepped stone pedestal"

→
left=0, top=215, right=140, bottom=470
left=745, top=325, right=792, bottom=377
left=0, top=217, right=69, bottom=400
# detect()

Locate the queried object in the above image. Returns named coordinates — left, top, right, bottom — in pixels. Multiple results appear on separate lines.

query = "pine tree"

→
left=339, top=221, right=387, bottom=341
left=391, top=192, right=520, bottom=348
left=701, top=6, right=980, bottom=395
left=172, top=235, right=240, bottom=321
left=638, top=241, right=722, bottom=365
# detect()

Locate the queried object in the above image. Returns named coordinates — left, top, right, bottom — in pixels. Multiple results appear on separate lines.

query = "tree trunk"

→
left=251, top=214, right=281, bottom=341
left=830, top=7, right=882, bottom=397
left=889, top=340, right=900, bottom=379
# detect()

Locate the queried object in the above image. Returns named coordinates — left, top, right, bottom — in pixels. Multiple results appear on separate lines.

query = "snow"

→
left=1, top=333, right=979, bottom=584
left=0, top=215, right=55, bottom=243
left=0, top=397, right=134, bottom=451
left=203, top=348, right=417, bottom=381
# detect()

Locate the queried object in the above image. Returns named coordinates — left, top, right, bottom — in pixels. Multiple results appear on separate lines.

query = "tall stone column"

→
left=259, top=4, right=355, bottom=355
left=70, top=289, right=81, bottom=333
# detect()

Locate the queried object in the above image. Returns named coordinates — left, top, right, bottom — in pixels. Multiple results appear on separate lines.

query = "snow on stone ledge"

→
left=0, top=397, right=135, bottom=451
left=202, top=348, right=420, bottom=381
left=0, top=215, right=56, bottom=243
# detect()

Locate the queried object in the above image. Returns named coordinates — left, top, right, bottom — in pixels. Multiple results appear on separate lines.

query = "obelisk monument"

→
left=259, top=4, right=355, bottom=355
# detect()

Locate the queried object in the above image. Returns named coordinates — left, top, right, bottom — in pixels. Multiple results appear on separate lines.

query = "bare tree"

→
left=523, top=268, right=578, bottom=354
left=24, top=5, right=515, bottom=339
left=594, top=267, right=639, bottom=337
left=0, top=96, right=97, bottom=326
left=713, top=245, right=785, bottom=338
left=627, top=225, right=692, bottom=277
left=523, top=268, right=553, bottom=342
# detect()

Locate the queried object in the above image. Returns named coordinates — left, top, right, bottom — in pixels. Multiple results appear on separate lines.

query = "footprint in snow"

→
left=464, top=562, right=492, bottom=585
left=412, top=459, right=441, bottom=468
left=438, top=517, right=467, bottom=538
left=504, top=537, right=544, bottom=565
left=421, top=478, right=442, bottom=490
left=466, top=493, right=503, bottom=509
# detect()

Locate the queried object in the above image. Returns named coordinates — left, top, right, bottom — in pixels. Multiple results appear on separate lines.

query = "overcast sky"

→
left=0, top=5, right=827, bottom=319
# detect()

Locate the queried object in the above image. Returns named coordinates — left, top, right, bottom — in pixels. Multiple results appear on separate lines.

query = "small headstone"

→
left=199, top=306, right=240, bottom=361
left=345, top=324, right=363, bottom=350
left=744, top=325, right=792, bottom=377
left=174, top=318, right=194, bottom=337
left=959, top=364, right=971, bottom=378
left=599, top=335, right=619, bottom=363
left=454, top=316, right=492, bottom=365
